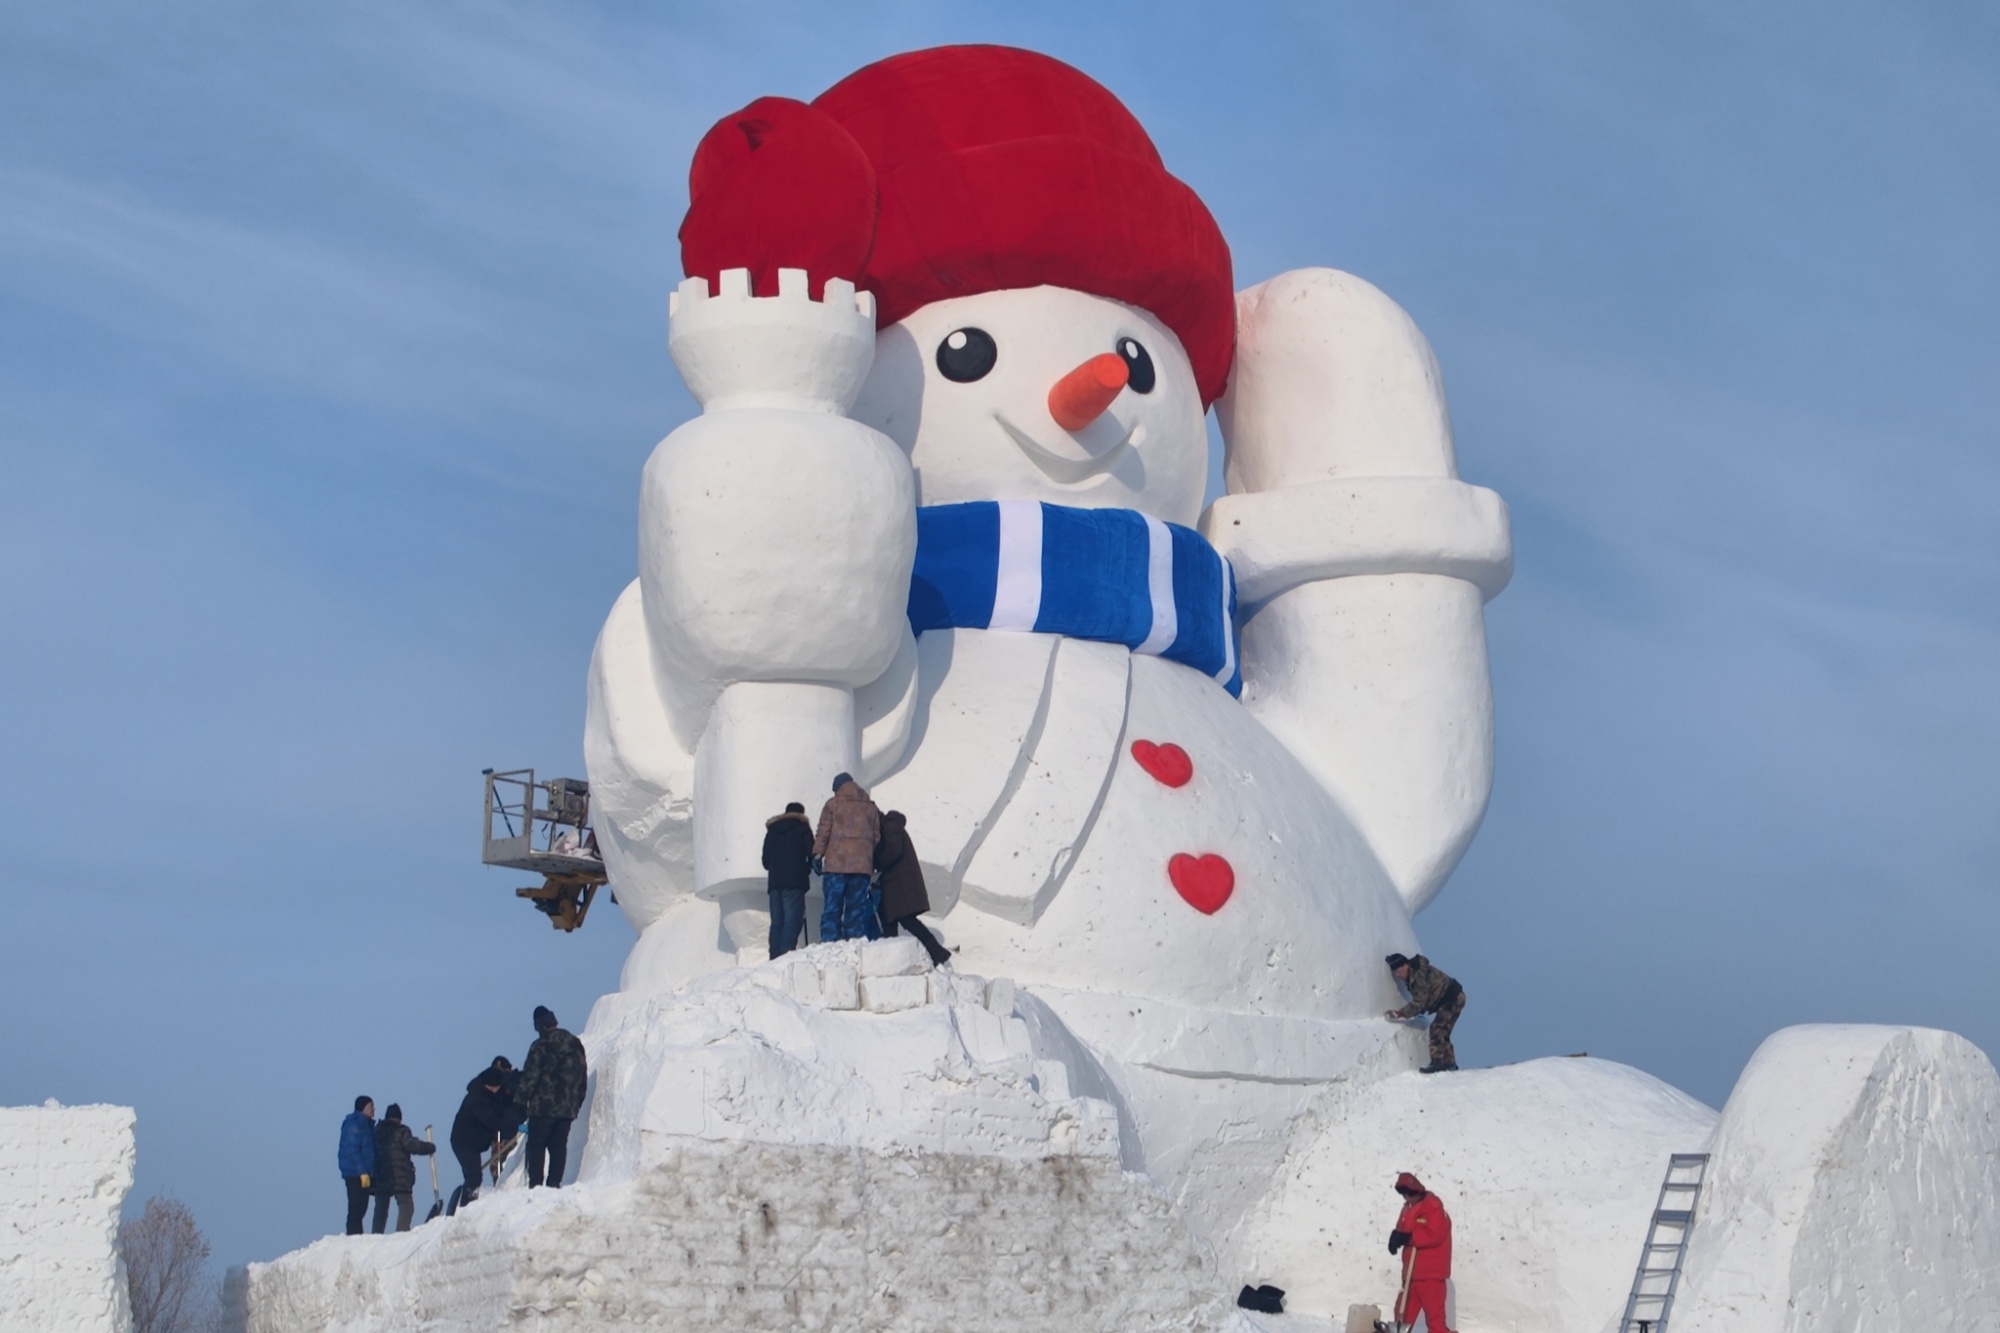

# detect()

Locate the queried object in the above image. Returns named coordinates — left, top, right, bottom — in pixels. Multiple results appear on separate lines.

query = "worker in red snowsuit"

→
left=1388, top=1172, right=1454, bottom=1332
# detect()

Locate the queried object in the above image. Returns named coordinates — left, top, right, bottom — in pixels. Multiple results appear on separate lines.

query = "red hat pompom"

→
left=679, top=96, right=878, bottom=301
left=679, top=48, right=1236, bottom=405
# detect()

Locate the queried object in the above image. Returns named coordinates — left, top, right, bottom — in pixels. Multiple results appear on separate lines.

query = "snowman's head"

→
left=679, top=46, right=1235, bottom=524
left=851, top=285, right=1209, bottom=524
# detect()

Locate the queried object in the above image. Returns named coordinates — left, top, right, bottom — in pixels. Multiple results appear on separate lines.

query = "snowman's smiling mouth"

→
left=994, top=413, right=1139, bottom=485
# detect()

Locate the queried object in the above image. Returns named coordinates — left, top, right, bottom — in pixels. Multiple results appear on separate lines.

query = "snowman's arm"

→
left=594, top=270, right=918, bottom=923
left=1200, top=268, right=1512, bottom=914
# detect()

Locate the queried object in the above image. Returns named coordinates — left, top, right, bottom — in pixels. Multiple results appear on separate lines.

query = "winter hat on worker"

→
left=384, top=1103, right=402, bottom=1122
left=678, top=45, right=1237, bottom=405
left=533, top=1005, right=557, bottom=1031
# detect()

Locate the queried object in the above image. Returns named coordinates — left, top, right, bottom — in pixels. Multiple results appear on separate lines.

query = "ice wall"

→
left=0, top=1102, right=136, bottom=1333
left=1675, top=1024, right=2000, bottom=1332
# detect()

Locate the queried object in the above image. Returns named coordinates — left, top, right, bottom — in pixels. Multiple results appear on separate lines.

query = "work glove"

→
left=1388, top=1229, right=1411, bottom=1255
left=811, top=856, right=824, bottom=876
left=359, top=1174, right=371, bottom=1189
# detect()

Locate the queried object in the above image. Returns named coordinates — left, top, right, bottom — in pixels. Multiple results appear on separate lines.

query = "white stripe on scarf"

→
left=991, top=499, right=1044, bottom=631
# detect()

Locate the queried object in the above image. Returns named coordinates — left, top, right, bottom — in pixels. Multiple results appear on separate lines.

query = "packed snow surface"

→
left=1232, top=1057, right=1716, bottom=1333
left=0, top=1102, right=135, bottom=1333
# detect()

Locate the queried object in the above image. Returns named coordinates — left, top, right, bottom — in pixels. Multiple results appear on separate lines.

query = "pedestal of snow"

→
left=1675, top=1024, right=2000, bottom=1332
left=0, top=1102, right=136, bottom=1333
left=243, top=942, right=1229, bottom=1332
left=1230, top=1059, right=1717, bottom=1333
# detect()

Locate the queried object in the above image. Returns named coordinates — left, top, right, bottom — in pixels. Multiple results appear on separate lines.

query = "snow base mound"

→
left=243, top=941, right=1228, bottom=1332
left=1232, top=1057, right=1717, bottom=1333
left=1677, top=1024, right=2000, bottom=1332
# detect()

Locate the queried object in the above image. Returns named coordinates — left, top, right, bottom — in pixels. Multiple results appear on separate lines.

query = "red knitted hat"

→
left=679, top=45, right=1237, bottom=405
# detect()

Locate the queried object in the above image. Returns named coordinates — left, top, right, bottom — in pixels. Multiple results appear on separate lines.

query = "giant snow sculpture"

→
left=589, top=45, right=1506, bottom=1062
left=241, top=45, right=2000, bottom=1333
left=586, top=36, right=1512, bottom=1262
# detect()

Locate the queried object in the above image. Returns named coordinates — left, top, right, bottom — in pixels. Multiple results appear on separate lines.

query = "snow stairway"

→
left=1616, top=1152, right=1709, bottom=1333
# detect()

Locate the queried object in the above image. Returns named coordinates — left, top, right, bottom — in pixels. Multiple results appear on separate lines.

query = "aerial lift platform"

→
left=481, top=768, right=609, bottom=931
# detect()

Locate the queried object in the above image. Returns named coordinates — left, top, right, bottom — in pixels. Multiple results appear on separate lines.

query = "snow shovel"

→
left=488, top=1130, right=520, bottom=1184
left=1373, top=1248, right=1414, bottom=1333
left=424, top=1126, right=443, bottom=1222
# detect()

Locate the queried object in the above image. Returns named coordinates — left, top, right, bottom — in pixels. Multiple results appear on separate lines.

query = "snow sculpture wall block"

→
left=1676, top=1024, right=2000, bottom=1333
left=0, top=1102, right=136, bottom=1333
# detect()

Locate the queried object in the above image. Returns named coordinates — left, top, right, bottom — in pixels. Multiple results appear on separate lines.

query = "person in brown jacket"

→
left=814, top=772, right=882, bottom=942
left=874, top=810, right=950, bottom=967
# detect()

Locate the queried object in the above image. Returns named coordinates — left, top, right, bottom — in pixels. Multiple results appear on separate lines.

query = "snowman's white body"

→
left=584, top=264, right=1511, bottom=1231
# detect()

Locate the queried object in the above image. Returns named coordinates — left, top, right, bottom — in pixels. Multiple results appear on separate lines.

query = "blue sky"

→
left=3, top=1, right=1996, bottom=1271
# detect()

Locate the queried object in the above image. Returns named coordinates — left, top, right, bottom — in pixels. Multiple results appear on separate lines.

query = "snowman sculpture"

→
left=586, top=45, right=1512, bottom=1213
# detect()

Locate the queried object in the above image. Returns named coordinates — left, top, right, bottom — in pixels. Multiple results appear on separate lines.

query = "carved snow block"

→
left=859, top=936, right=928, bottom=978
left=820, top=959, right=860, bottom=1011
left=859, top=974, right=928, bottom=1013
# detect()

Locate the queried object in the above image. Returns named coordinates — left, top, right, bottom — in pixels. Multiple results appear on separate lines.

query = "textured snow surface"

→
left=1232, top=1058, right=1716, bottom=1333
left=0, top=1102, right=135, bottom=1333
left=1676, top=1024, right=2000, bottom=1333
left=247, top=1139, right=1224, bottom=1333
left=243, top=943, right=1229, bottom=1332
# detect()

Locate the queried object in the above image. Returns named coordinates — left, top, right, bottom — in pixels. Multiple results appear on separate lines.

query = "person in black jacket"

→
left=762, top=801, right=814, bottom=959
left=874, top=810, right=950, bottom=967
left=449, top=1067, right=521, bottom=1208
left=369, top=1104, right=436, bottom=1233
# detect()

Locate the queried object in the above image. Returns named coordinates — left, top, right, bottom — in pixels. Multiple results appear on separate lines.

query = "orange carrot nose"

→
left=1048, top=353, right=1129, bottom=431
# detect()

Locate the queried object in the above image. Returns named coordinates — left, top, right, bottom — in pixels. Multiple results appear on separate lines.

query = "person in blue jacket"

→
left=337, top=1095, right=377, bottom=1235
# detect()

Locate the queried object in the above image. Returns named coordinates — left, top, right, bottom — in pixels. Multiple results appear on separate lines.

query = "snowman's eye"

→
left=936, top=327, right=998, bottom=383
left=1117, top=337, right=1156, bottom=394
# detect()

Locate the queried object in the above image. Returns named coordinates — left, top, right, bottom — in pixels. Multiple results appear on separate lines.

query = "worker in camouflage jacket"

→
left=1385, top=953, right=1466, bottom=1073
left=518, top=1004, right=588, bottom=1188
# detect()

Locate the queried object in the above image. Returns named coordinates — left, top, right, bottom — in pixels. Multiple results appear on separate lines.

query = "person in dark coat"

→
left=449, top=1067, right=521, bottom=1207
left=337, top=1095, right=376, bottom=1236
left=369, top=1103, right=436, bottom=1233
left=488, top=1054, right=521, bottom=1098
left=874, top=810, right=950, bottom=967
left=518, top=1005, right=589, bottom=1189
left=762, top=801, right=814, bottom=958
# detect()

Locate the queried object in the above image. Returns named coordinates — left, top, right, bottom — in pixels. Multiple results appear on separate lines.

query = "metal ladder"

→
left=1617, top=1152, right=1709, bottom=1333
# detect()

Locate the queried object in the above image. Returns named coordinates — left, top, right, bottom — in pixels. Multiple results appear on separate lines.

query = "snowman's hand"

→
left=668, top=268, right=879, bottom=416
left=1201, top=267, right=1512, bottom=606
left=639, top=268, right=917, bottom=692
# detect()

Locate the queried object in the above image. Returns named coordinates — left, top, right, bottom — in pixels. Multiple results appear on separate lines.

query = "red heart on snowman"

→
left=1168, top=853, right=1234, bottom=914
left=1130, top=740, right=1193, bottom=788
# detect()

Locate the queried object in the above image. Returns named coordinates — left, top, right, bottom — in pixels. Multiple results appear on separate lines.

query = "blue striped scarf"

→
left=907, top=501, right=1241, bottom=696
